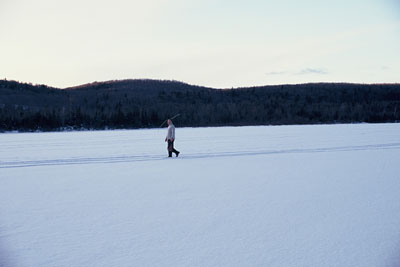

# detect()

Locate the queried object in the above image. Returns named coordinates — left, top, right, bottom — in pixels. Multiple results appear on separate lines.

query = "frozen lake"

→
left=1, top=124, right=400, bottom=266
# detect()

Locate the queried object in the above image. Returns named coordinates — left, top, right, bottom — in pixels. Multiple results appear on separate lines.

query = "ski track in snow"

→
left=1, top=142, right=400, bottom=169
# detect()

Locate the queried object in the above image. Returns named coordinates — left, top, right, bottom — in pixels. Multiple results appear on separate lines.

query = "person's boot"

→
left=175, top=151, right=180, bottom=157
left=168, top=151, right=172, bottom=157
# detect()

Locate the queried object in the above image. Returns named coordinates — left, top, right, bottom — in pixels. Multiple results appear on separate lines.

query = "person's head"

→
left=167, top=119, right=172, bottom=126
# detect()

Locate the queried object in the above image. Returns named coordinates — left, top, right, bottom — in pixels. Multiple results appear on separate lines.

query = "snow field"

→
left=1, top=124, right=400, bottom=266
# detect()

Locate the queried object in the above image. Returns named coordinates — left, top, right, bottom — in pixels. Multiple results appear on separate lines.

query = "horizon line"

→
left=2, top=77, right=400, bottom=90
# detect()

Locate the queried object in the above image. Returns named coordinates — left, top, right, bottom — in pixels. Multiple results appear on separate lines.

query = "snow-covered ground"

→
left=1, top=124, right=400, bottom=267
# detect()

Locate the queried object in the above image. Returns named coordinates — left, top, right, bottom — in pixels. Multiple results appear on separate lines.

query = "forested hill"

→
left=1, top=79, right=399, bottom=131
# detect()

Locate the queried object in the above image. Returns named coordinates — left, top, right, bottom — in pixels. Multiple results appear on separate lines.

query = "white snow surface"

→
left=1, top=124, right=400, bottom=267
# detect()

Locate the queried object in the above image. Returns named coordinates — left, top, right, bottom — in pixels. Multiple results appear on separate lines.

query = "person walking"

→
left=165, top=119, right=180, bottom=157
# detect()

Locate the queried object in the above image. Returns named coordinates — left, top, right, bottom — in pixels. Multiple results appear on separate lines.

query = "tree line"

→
left=1, top=79, right=399, bottom=131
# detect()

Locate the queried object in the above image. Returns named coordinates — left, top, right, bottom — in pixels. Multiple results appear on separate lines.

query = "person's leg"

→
left=168, top=140, right=179, bottom=157
left=173, top=149, right=180, bottom=157
left=171, top=140, right=180, bottom=156
left=167, top=140, right=173, bottom=157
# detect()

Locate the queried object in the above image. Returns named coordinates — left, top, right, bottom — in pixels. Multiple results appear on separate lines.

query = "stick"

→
left=159, top=113, right=180, bottom=128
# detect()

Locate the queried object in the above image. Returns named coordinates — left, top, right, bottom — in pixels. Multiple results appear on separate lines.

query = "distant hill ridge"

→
left=1, top=79, right=399, bottom=131
left=64, top=79, right=210, bottom=91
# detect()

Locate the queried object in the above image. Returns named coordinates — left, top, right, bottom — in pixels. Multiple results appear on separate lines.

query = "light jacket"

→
left=166, top=124, right=175, bottom=140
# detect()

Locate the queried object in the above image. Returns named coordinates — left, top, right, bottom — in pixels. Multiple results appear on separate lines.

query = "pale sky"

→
left=1, top=0, right=399, bottom=88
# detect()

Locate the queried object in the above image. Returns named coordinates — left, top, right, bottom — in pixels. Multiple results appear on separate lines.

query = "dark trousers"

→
left=167, top=139, right=179, bottom=157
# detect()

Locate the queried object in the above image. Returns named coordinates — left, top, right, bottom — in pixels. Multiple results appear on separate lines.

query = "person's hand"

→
left=165, top=138, right=167, bottom=142
left=171, top=138, right=174, bottom=142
